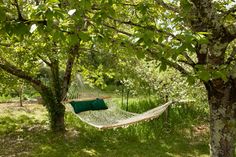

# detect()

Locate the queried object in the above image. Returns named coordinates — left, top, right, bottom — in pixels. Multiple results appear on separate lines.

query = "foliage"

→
left=0, top=70, right=22, bottom=95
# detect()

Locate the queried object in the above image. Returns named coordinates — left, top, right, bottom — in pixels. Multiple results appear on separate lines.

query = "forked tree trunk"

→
left=205, top=79, right=236, bottom=157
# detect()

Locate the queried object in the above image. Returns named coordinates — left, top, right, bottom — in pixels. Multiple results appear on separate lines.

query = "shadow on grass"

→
left=0, top=112, right=209, bottom=157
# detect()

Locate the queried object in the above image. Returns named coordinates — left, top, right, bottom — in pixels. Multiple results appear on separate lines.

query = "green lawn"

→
left=0, top=102, right=210, bottom=157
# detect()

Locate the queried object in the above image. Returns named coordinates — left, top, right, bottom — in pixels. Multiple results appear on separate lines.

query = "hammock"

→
left=69, top=100, right=191, bottom=130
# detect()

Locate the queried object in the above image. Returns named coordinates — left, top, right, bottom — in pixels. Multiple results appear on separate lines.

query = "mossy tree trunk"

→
left=37, top=46, right=78, bottom=133
left=205, top=79, right=236, bottom=157
left=196, top=43, right=236, bottom=156
left=186, top=1, right=236, bottom=156
left=41, top=89, right=66, bottom=132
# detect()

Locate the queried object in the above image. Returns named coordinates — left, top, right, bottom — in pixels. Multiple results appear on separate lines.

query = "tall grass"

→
left=0, top=98, right=211, bottom=157
left=108, top=97, right=209, bottom=141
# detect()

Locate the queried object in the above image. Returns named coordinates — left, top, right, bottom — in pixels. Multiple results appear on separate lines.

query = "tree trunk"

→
left=48, top=102, right=65, bottom=133
left=19, top=84, right=24, bottom=107
left=41, top=91, right=66, bottom=133
left=126, top=89, right=129, bottom=111
left=205, top=79, right=236, bottom=157
left=19, top=91, right=23, bottom=107
left=121, top=85, right=124, bottom=107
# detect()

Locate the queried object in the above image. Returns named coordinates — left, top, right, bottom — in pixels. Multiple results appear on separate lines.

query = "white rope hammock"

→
left=73, top=100, right=191, bottom=130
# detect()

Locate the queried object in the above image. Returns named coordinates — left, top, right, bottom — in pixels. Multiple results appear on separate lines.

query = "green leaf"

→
left=180, top=0, right=191, bottom=14
left=176, top=44, right=187, bottom=53
left=186, top=75, right=195, bottom=85
left=13, top=23, right=29, bottom=36
left=198, top=70, right=210, bottom=82
left=198, top=32, right=212, bottom=35
left=212, top=71, right=228, bottom=82
left=137, top=2, right=149, bottom=14
left=67, top=34, right=79, bottom=46
left=81, top=0, right=91, bottom=10
left=53, top=9, right=65, bottom=19
left=195, top=33, right=209, bottom=44
left=45, top=9, right=54, bottom=27
left=52, top=31, right=65, bottom=42
left=159, top=62, right=167, bottom=72
left=78, top=32, right=90, bottom=41
left=0, top=6, right=5, bottom=21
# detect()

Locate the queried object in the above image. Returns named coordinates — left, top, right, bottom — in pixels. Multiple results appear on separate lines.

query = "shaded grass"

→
left=0, top=100, right=210, bottom=157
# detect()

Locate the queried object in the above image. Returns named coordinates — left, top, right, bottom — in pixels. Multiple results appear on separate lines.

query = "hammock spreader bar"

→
left=70, top=100, right=190, bottom=130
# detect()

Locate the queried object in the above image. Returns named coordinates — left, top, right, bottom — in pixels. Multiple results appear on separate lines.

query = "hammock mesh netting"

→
left=73, top=101, right=173, bottom=130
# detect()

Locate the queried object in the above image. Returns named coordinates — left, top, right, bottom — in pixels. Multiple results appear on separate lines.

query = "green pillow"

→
left=91, top=98, right=108, bottom=110
left=70, top=99, right=108, bottom=113
left=70, top=100, right=94, bottom=113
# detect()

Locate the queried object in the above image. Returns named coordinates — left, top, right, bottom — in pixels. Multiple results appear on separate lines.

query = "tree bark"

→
left=19, top=90, right=23, bottom=107
left=19, top=83, right=24, bottom=107
left=204, top=79, right=236, bottom=157
left=41, top=90, right=66, bottom=133
left=48, top=102, right=65, bottom=133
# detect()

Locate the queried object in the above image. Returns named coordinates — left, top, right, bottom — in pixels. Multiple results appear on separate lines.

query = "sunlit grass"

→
left=0, top=99, right=210, bottom=157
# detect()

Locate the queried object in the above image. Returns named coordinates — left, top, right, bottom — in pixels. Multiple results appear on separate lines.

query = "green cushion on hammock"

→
left=91, top=99, right=108, bottom=110
left=70, top=98, right=108, bottom=113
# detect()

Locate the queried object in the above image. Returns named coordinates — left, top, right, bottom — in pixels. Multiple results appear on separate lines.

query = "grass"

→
left=0, top=99, right=210, bottom=157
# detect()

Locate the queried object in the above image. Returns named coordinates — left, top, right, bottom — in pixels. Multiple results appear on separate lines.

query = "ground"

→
left=0, top=102, right=210, bottom=157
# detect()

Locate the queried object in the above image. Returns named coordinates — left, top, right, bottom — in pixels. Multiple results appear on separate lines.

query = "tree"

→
left=0, top=0, right=85, bottom=132
left=0, top=71, right=25, bottom=106
left=86, top=0, right=236, bottom=156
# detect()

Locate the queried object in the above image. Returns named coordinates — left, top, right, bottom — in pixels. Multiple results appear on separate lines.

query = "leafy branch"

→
left=146, top=49, right=190, bottom=75
left=101, top=21, right=194, bottom=72
left=108, top=16, right=181, bottom=41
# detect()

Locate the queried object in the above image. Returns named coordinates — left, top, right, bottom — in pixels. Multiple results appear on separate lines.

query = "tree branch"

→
left=103, top=23, right=133, bottom=36
left=13, top=0, right=25, bottom=21
left=108, top=16, right=181, bottom=41
left=178, top=60, right=194, bottom=67
left=102, top=23, right=169, bottom=49
left=37, top=54, right=52, bottom=67
left=0, top=57, right=46, bottom=92
left=61, top=44, right=79, bottom=100
left=154, top=0, right=179, bottom=13
left=182, top=51, right=196, bottom=66
left=163, top=58, right=190, bottom=75
left=146, top=49, right=190, bottom=75
left=116, top=3, right=138, bottom=7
